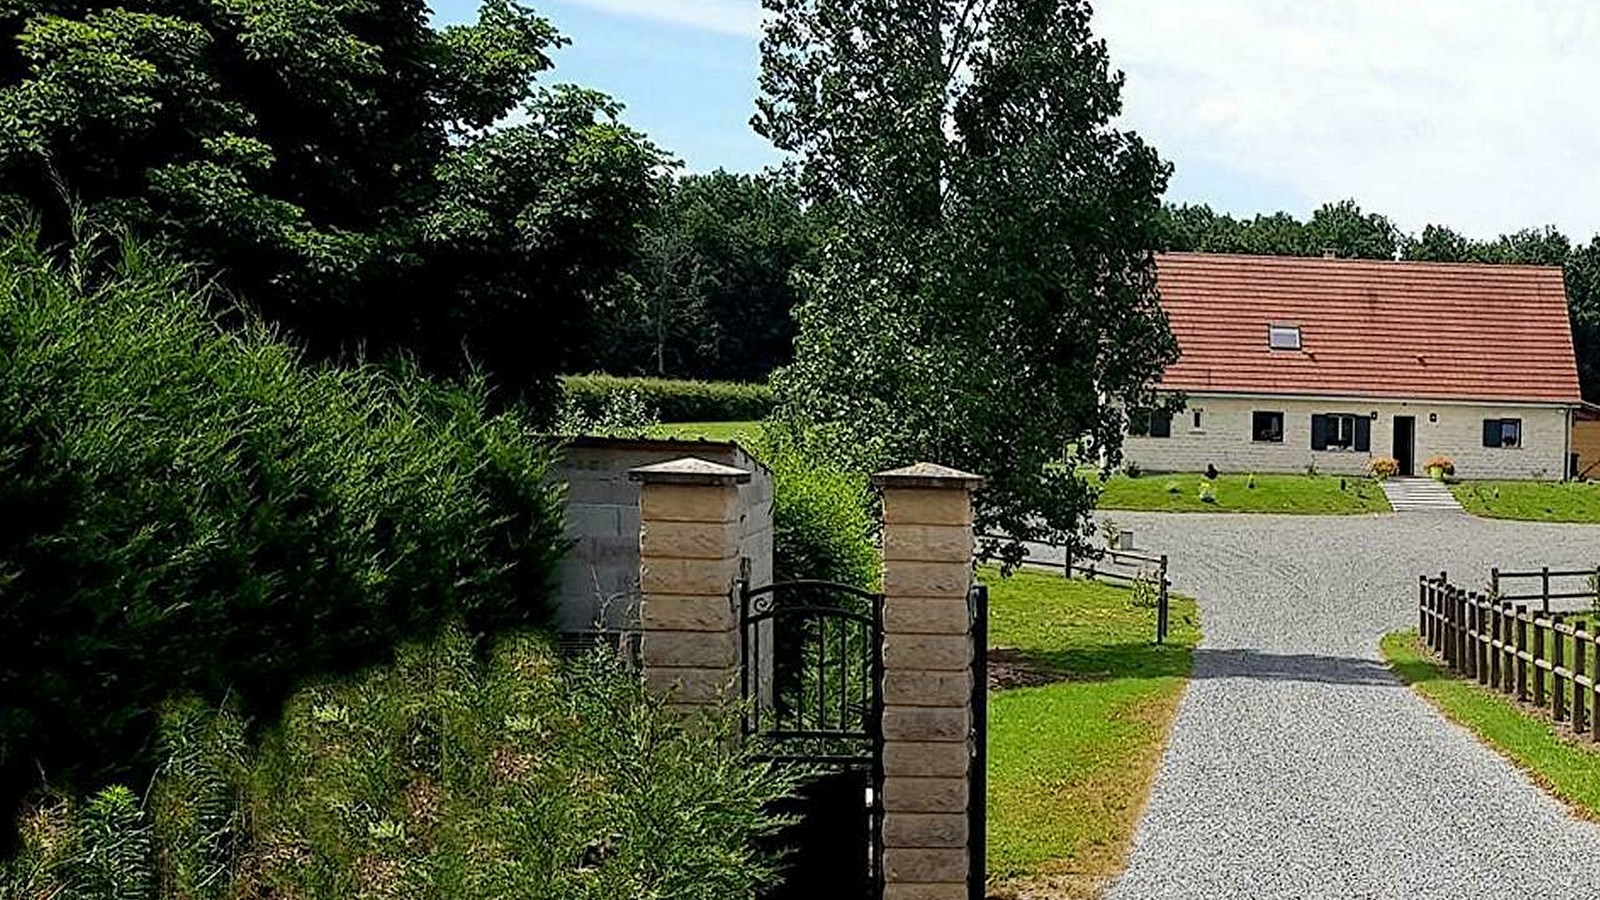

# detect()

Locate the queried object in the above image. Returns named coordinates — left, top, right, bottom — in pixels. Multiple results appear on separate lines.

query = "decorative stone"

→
left=629, top=457, right=752, bottom=486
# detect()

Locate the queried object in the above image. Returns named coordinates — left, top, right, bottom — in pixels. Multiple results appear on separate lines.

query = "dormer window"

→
left=1268, top=325, right=1302, bottom=350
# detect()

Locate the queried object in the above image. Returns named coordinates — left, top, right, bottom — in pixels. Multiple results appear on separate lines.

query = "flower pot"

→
left=1427, top=465, right=1446, bottom=481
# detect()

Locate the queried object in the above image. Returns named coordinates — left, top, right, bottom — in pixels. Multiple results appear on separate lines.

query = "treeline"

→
left=1157, top=199, right=1600, bottom=399
left=0, top=0, right=805, bottom=413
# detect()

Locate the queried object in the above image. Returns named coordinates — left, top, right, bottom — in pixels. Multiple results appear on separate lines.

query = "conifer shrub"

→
left=0, top=223, right=566, bottom=805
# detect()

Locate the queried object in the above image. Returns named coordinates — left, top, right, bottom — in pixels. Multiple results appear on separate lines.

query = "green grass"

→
left=983, top=566, right=1200, bottom=898
left=1094, top=472, right=1391, bottom=514
left=645, top=420, right=763, bottom=443
left=1452, top=480, right=1600, bottom=523
left=1381, top=631, right=1600, bottom=816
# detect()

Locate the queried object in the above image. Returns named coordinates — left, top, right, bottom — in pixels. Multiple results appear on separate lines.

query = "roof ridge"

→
left=1156, top=251, right=1565, bottom=274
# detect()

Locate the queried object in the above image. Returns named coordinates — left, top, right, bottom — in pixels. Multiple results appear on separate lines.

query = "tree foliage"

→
left=757, top=0, right=1177, bottom=561
left=600, top=170, right=814, bottom=381
left=0, top=0, right=664, bottom=414
left=1158, top=199, right=1399, bottom=260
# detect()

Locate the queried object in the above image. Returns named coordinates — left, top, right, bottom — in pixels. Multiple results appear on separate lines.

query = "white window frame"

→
left=1268, top=325, right=1302, bottom=351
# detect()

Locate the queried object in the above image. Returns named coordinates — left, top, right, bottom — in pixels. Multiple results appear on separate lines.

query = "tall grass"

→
left=2, top=628, right=801, bottom=900
left=0, top=221, right=567, bottom=806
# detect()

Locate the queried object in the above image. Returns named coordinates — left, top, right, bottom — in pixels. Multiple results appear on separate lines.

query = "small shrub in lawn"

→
left=1197, top=483, right=1217, bottom=504
left=1128, top=574, right=1160, bottom=609
left=561, top=374, right=773, bottom=423
left=1, top=628, right=801, bottom=900
left=0, top=223, right=566, bottom=807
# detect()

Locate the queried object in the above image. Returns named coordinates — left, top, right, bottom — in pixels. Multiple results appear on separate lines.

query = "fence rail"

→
left=1419, top=574, right=1600, bottom=742
left=978, top=532, right=1171, bottom=644
left=1489, top=565, right=1600, bottom=613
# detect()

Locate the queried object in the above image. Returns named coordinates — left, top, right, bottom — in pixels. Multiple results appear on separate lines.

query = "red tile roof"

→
left=1154, top=253, right=1583, bottom=404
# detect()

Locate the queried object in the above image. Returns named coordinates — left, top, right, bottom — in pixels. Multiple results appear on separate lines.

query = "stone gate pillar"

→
left=629, top=457, right=751, bottom=713
left=873, top=462, right=984, bottom=900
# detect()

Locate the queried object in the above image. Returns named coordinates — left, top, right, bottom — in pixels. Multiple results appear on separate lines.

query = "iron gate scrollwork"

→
left=740, top=578, right=884, bottom=900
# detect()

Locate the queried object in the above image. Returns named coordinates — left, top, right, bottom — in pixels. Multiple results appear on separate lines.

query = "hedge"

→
left=560, top=374, right=773, bottom=423
left=0, top=225, right=567, bottom=805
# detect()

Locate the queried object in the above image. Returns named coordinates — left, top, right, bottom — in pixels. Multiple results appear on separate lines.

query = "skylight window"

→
left=1268, top=325, right=1302, bottom=351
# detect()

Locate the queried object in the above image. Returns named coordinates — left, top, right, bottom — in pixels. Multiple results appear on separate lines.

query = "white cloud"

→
left=557, top=0, right=762, bottom=38
left=1093, top=0, right=1600, bottom=239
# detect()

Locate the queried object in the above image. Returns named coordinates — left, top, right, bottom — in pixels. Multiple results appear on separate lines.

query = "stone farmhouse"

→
left=1123, top=253, right=1586, bottom=481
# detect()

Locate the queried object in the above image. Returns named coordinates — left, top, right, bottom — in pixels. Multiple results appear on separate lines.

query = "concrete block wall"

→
left=549, top=438, right=773, bottom=634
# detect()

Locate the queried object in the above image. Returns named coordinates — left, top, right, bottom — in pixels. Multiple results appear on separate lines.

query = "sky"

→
left=432, top=1, right=1600, bottom=241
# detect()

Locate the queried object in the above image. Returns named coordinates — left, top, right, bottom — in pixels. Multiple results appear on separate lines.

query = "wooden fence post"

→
left=1533, top=613, right=1547, bottom=709
left=1442, top=586, right=1456, bottom=669
left=1592, top=628, right=1600, bottom=742
left=1542, top=566, right=1551, bottom=614
left=1419, top=577, right=1428, bottom=647
left=1516, top=605, right=1530, bottom=703
left=1468, top=595, right=1481, bottom=683
left=1156, top=554, right=1170, bottom=646
left=1457, top=589, right=1470, bottom=674
left=1497, top=602, right=1510, bottom=695
left=1574, top=620, right=1588, bottom=736
left=1552, top=614, right=1566, bottom=723
left=1490, top=566, right=1500, bottom=599
left=1490, top=599, right=1502, bottom=688
left=1476, top=594, right=1490, bottom=685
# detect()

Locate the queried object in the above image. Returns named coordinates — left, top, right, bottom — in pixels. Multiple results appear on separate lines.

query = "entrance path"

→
left=1085, top=511, right=1600, bottom=899
left=1381, top=476, right=1466, bottom=513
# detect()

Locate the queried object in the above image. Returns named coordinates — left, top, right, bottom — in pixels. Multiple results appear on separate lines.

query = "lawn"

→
left=982, top=565, right=1200, bottom=899
left=1451, top=480, right=1600, bottom=523
left=1094, top=472, right=1391, bottom=515
left=1380, top=632, right=1600, bottom=817
left=645, top=420, right=763, bottom=443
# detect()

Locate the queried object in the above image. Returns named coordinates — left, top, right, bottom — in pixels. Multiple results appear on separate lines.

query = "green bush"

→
left=0, top=224, right=567, bottom=804
left=561, top=374, right=773, bottom=423
left=2, top=628, right=800, bottom=900
left=758, top=426, right=879, bottom=589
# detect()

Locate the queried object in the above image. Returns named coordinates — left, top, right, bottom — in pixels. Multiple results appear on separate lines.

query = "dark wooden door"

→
left=1393, top=416, right=1416, bottom=476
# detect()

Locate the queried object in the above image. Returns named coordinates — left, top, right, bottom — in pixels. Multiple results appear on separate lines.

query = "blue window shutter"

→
left=1483, top=419, right=1499, bottom=448
left=1354, top=417, right=1371, bottom=452
left=1311, top=415, right=1329, bottom=451
left=1150, top=411, right=1172, bottom=438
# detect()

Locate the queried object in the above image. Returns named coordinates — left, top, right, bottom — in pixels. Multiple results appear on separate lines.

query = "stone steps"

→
left=1381, top=477, right=1464, bottom=513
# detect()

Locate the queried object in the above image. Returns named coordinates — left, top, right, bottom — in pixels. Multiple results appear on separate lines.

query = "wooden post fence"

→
left=1419, top=575, right=1600, bottom=743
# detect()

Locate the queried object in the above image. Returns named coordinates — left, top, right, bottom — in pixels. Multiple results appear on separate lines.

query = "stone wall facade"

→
left=1123, top=393, right=1574, bottom=480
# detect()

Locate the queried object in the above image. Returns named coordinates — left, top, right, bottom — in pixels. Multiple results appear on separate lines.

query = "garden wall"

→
left=550, top=437, right=774, bottom=634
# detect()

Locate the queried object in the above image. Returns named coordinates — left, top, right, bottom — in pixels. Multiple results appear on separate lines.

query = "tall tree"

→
left=602, top=170, right=814, bottom=380
left=757, top=0, right=1177, bottom=560
left=1303, top=200, right=1399, bottom=260
left=0, top=1, right=663, bottom=415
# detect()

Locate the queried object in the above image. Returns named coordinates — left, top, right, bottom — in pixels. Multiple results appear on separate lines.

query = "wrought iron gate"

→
left=968, top=581, right=989, bottom=900
left=741, top=579, right=884, bottom=900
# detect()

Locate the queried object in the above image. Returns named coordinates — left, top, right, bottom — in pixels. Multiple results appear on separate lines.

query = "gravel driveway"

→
left=1076, top=510, right=1600, bottom=899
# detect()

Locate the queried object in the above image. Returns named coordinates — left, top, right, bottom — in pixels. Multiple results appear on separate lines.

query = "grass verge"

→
left=1380, top=631, right=1600, bottom=816
left=1451, top=480, right=1600, bottom=523
left=645, top=420, right=763, bottom=443
left=1095, top=472, right=1390, bottom=514
left=983, top=565, right=1200, bottom=899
